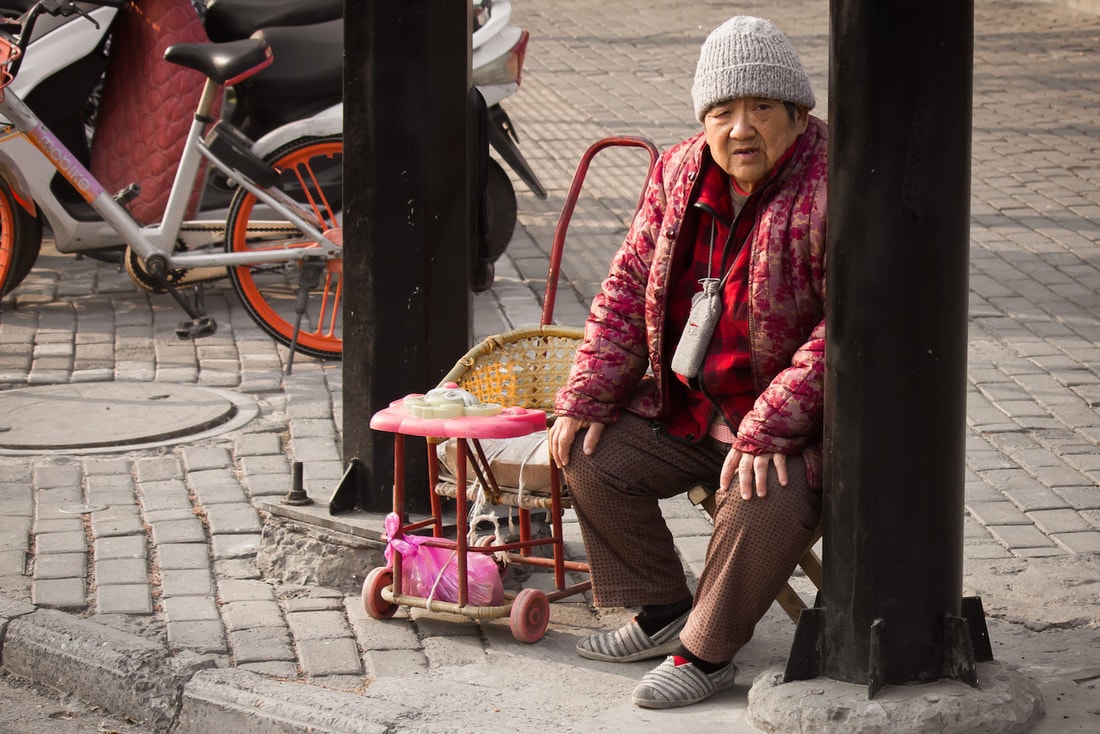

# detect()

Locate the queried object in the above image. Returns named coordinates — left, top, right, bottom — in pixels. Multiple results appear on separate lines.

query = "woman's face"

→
left=703, top=97, right=808, bottom=193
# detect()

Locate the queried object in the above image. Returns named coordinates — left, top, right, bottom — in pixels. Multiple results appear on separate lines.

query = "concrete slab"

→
left=3, top=608, right=214, bottom=730
left=175, top=668, right=396, bottom=734
left=747, top=662, right=1044, bottom=733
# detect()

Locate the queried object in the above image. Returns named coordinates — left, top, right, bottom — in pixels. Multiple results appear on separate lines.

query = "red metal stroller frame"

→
left=363, top=135, right=660, bottom=643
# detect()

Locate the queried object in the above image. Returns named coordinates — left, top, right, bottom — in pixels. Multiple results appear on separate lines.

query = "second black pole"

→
left=339, top=0, right=474, bottom=515
left=786, top=0, right=984, bottom=697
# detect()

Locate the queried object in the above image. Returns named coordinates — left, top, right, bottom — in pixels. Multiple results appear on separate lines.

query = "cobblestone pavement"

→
left=0, top=0, right=1098, bottom=731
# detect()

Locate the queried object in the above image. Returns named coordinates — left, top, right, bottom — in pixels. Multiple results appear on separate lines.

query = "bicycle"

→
left=0, top=0, right=343, bottom=361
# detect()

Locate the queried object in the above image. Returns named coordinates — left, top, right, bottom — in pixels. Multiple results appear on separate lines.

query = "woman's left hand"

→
left=719, top=449, right=788, bottom=500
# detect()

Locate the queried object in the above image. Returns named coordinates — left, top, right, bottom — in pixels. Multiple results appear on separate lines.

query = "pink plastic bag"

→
left=383, top=513, right=504, bottom=606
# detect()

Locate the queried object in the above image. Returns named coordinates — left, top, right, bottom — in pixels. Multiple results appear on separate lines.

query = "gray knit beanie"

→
left=691, top=16, right=815, bottom=122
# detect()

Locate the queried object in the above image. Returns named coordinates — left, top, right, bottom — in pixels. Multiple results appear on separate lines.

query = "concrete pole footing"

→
left=746, top=661, right=1044, bottom=734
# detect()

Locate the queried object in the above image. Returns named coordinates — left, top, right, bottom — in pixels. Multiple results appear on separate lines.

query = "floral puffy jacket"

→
left=555, top=116, right=828, bottom=481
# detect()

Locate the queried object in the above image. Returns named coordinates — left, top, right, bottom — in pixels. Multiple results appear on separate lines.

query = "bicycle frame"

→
left=0, top=39, right=340, bottom=272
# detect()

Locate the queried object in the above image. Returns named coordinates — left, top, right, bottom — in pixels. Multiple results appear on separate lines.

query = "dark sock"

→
left=673, top=645, right=730, bottom=674
left=636, top=597, right=692, bottom=636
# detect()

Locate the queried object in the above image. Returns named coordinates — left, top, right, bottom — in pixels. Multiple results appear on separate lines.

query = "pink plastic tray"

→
left=369, top=396, right=546, bottom=439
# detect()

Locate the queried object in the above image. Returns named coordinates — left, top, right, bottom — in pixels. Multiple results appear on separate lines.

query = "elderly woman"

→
left=548, top=16, right=827, bottom=708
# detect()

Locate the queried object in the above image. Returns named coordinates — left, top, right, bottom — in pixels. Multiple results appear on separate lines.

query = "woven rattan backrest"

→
left=438, top=325, right=584, bottom=412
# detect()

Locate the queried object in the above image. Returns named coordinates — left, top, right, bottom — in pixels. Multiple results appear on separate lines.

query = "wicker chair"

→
left=427, top=324, right=589, bottom=596
left=437, top=325, right=582, bottom=425
left=429, top=325, right=585, bottom=510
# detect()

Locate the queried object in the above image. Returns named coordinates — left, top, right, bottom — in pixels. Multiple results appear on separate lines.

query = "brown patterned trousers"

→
left=562, top=411, right=821, bottom=663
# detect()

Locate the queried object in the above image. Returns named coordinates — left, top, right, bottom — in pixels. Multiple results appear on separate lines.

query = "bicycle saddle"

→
left=163, top=38, right=272, bottom=86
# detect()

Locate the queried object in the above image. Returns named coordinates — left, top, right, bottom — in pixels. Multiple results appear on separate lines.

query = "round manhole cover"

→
left=0, top=382, right=257, bottom=454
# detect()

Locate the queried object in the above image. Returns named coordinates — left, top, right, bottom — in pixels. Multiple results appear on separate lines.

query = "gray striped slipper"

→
left=575, top=611, right=689, bottom=663
left=631, top=656, right=738, bottom=709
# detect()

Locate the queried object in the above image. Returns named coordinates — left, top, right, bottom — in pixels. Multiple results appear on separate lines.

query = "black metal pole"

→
left=824, top=0, right=974, bottom=685
left=789, top=0, right=976, bottom=693
left=339, top=0, right=473, bottom=514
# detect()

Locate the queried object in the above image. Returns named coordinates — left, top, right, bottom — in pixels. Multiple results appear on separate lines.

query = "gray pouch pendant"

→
left=671, top=277, right=722, bottom=380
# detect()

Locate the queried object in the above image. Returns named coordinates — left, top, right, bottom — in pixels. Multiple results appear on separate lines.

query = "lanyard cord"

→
left=702, top=216, right=740, bottom=291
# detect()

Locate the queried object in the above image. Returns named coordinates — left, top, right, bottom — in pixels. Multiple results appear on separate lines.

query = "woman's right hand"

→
left=548, top=416, right=605, bottom=468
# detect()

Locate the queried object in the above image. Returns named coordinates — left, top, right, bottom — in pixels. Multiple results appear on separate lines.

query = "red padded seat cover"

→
left=89, top=0, right=215, bottom=224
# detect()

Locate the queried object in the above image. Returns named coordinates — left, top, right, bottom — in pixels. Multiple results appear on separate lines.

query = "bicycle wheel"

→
left=0, top=175, right=43, bottom=297
left=225, top=134, right=343, bottom=359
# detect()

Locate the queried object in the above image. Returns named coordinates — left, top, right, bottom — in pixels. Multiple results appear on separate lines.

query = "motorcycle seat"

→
left=164, top=38, right=273, bottom=86
left=248, top=20, right=342, bottom=105
left=204, top=0, right=343, bottom=43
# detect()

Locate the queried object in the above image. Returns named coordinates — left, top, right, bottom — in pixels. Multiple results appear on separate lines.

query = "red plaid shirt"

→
left=664, top=147, right=794, bottom=444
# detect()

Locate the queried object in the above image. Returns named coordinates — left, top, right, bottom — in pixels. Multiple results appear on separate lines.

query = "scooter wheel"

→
left=482, top=158, right=516, bottom=263
left=472, top=260, right=495, bottom=293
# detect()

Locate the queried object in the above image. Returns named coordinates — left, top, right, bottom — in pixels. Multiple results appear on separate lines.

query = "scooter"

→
left=201, top=0, right=547, bottom=289
left=0, top=0, right=544, bottom=296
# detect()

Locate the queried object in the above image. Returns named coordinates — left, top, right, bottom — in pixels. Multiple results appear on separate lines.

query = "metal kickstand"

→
left=285, top=257, right=326, bottom=375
